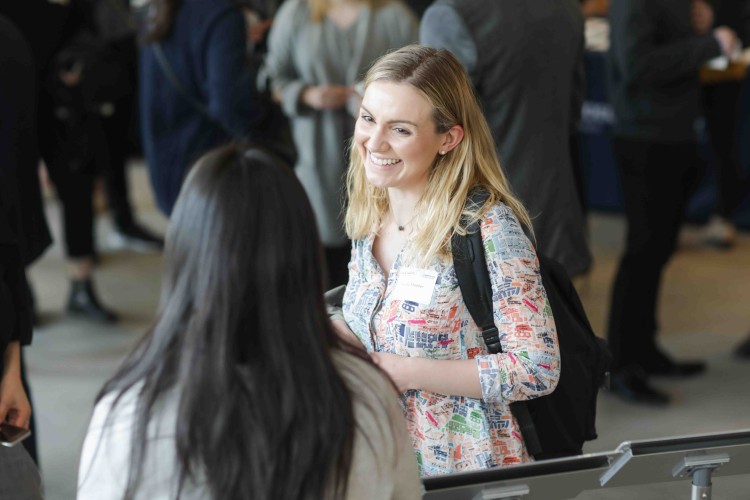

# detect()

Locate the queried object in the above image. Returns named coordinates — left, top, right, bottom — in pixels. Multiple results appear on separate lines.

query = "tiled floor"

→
left=25, top=162, right=750, bottom=499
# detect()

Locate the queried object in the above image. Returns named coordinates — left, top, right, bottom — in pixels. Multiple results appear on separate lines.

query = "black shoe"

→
left=640, top=351, right=706, bottom=378
left=108, top=222, right=164, bottom=253
left=608, top=367, right=670, bottom=406
left=67, top=279, right=118, bottom=323
left=735, top=335, right=750, bottom=360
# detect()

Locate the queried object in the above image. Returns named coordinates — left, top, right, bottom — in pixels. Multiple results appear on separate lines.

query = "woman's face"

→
left=354, top=81, right=455, bottom=193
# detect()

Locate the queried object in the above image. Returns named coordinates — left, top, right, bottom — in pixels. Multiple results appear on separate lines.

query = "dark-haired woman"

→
left=139, top=0, right=265, bottom=216
left=77, top=145, right=422, bottom=499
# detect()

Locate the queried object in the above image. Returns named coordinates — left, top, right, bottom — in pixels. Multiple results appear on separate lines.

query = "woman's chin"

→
left=364, top=169, right=394, bottom=189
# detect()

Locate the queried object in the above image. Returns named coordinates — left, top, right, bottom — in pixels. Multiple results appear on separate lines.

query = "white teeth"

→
left=370, top=154, right=401, bottom=166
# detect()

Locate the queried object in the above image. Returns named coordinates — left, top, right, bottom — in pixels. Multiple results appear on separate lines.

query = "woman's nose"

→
left=366, top=127, right=387, bottom=152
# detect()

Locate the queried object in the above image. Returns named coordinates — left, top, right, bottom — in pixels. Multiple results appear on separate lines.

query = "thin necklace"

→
left=391, top=207, right=418, bottom=232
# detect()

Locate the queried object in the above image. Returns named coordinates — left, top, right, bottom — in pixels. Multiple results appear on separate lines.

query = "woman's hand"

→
left=370, top=352, right=414, bottom=392
left=332, top=319, right=366, bottom=351
left=0, top=343, right=31, bottom=429
left=0, top=373, right=30, bottom=429
left=301, top=85, right=351, bottom=110
left=713, top=26, right=740, bottom=58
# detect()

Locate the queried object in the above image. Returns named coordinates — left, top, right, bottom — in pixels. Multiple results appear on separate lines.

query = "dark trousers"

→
left=100, top=108, right=135, bottom=230
left=607, top=138, right=702, bottom=371
left=40, top=110, right=105, bottom=259
left=703, top=81, right=748, bottom=218
left=20, top=351, right=37, bottom=465
left=44, top=155, right=96, bottom=259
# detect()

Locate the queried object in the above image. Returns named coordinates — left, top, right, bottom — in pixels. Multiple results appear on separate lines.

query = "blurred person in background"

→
left=137, top=0, right=267, bottom=216
left=693, top=0, right=750, bottom=248
left=77, top=144, right=422, bottom=499
left=733, top=70, right=750, bottom=360
left=265, top=0, right=418, bottom=288
left=0, top=14, right=45, bottom=497
left=1, top=0, right=121, bottom=323
left=605, top=0, right=739, bottom=405
left=94, top=0, right=164, bottom=253
left=420, top=0, right=593, bottom=279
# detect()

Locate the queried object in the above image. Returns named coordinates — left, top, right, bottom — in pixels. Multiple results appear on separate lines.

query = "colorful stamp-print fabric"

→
left=342, top=202, right=561, bottom=476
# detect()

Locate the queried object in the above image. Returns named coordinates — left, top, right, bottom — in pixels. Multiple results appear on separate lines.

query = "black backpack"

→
left=451, top=192, right=611, bottom=460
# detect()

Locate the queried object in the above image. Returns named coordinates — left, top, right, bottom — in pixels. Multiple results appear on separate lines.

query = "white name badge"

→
left=392, top=267, right=439, bottom=305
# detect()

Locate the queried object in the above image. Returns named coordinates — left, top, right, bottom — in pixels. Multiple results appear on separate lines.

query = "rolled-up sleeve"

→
left=474, top=204, right=560, bottom=403
left=265, top=0, right=308, bottom=117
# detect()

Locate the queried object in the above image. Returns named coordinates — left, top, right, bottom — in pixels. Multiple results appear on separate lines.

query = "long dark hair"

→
left=98, top=144, right=358, bottom=499
left=142, top=0, right=182, bottom=42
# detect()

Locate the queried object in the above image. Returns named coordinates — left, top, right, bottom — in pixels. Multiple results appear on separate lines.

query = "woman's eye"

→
left=394, top=127, right=411, bottom=136
left=360, top=114, right=374, bottom=123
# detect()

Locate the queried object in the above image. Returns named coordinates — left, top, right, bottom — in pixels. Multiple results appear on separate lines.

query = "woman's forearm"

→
left=0, top=341, right=31, bottom=427
left=332, top=319, right=366, bottom=351
left=404, top=357, right=483, bottom=399
left=2, top=341, right=21, bottom=378
left=370, top=353, right=483, bottom=398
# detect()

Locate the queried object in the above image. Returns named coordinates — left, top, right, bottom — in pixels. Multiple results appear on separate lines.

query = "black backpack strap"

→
left=452, top=190, right=542, bottom=457
left=452, top=222, right=501, bottom=354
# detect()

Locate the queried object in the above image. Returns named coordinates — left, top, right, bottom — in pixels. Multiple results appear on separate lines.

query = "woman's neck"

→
left=387, top=188, right=422, bottom=227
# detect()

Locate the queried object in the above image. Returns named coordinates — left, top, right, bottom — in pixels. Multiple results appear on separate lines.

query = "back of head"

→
left=346, top=44, right=531, bottom=262
left=102, top=144, right=356, bottom=499
left=163, top=145, right=327, bottom=348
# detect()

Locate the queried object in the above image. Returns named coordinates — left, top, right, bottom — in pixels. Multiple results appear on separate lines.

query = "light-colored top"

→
left=342, top=202, right=561, bottom=477
left=265, top=0, right=418, bottom=246
left=77, top=351, right=423, bottom=499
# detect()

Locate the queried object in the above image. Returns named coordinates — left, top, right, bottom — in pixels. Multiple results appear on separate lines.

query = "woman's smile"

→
left=368, top=151, right=403, bottom=167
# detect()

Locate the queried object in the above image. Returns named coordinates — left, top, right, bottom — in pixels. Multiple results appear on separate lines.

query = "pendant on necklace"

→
left=398, top=226, right=405, bottom=231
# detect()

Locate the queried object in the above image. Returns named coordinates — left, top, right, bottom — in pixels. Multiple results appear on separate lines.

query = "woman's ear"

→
left=440, top=125, right=464, bottom=154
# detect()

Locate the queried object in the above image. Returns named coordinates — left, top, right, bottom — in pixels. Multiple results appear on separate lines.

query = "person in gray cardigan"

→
left=266, top=0, right=417, bottom=287
left=420, top=0, right=592, bottom=278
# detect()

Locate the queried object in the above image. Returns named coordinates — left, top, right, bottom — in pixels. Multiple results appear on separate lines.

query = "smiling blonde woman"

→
left=339, top=45, right=561, bottom=476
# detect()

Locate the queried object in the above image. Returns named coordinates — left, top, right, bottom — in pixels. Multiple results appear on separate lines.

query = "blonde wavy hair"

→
left=307, top=0, right=386, bottom=22
left=345, top=45, right=532, bottom=265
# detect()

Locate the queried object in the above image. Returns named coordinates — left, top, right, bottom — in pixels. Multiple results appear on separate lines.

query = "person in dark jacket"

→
left=733, top=66, right=750, bottom=360
left=606, top=0, right=739, bottom=405
left=0, top=3, right=54, bottom=271
left=1, top=0, right=121, bottom=323
left=420, top=0, right=593, bottom=278
left=138, top=0, right=265, bottom=216
left=0, top=15, right=45, bottom=495
left=696, top=0, right=750, bottom=247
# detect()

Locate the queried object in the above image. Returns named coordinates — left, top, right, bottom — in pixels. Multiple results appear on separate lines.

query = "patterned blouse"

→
left=342, top=202, right=560, bottom=477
